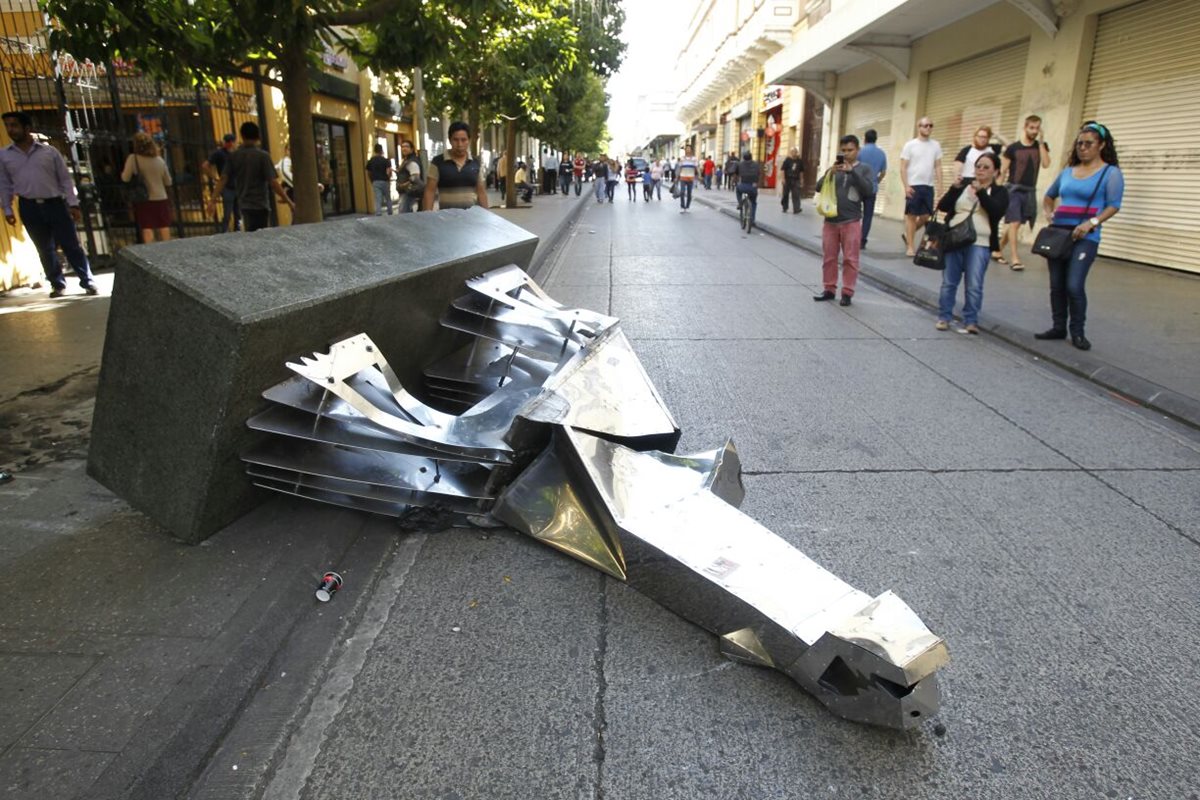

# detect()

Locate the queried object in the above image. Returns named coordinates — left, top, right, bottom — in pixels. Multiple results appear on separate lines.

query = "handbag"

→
left=941, top=200, right=978, bottom=251
left=913, top=220, right=946, bottom=270
left=1032, top=165, right=1110, bottom=260
left=125, top=154, right=150, bottom=205
left=816, top=169, right=838, bottom=218
left=670, top=180, right=680, bottom=199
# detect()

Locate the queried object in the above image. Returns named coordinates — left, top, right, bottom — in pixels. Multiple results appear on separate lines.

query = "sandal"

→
left=1010, top=262, right=1025, bottom=271
left=994, top=254, right=1007, bottom=264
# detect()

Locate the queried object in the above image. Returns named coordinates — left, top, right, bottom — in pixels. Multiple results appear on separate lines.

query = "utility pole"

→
left=413, top=66, right=427, bottom=169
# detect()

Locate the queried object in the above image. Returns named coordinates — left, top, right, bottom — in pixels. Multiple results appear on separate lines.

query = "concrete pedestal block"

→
left=88, top=208, right=538, bottom=543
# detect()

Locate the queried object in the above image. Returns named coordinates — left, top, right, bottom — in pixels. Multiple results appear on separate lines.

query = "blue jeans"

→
left=595, top=177, right=606, bottom=202
left=1047, top=238, right=1100, bottom=335
left=861, top=193, right=876, bottom=244
left=220, top=187, right=240, bottom=231
left=939, top=244, right=990, bottom=325
left=560, top=173, right=571, bottom=195
left=372, top=180, right=392, bottom=215
left=18, top=197, right=94, bottom=290
left=678, top=180, right=693, bottom=208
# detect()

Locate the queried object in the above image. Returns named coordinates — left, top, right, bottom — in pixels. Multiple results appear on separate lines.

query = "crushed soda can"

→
left=315, top=572, right=343, bottom=602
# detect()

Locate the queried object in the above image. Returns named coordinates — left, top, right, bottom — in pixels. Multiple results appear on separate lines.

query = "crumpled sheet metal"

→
left=243, top=264, right=948, bottom=729
left=493, top=426, right=948, bottom=729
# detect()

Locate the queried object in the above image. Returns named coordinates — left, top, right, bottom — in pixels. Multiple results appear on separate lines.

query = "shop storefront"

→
left=313, top=118, right=354, bottom=217
left=761, top=86, right=783, bottom=189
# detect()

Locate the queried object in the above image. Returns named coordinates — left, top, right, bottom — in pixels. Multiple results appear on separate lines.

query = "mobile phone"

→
left=835, top=155, right=845, bottom=165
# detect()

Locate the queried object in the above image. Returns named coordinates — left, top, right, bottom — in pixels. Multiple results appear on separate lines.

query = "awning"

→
left=763, top=0, right=1056, bottom=103
left=691, top=123, right=717, bottom=134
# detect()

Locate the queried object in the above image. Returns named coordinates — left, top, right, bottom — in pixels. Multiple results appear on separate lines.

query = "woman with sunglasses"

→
left=1037, top=121, right=1125, bottom=351
left=934, top=152, right=1008, bottom=334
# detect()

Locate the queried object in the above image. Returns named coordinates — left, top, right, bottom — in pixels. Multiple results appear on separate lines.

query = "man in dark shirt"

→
left=203, top=133, right=239, bottom=231
left=999, top=114, right=1051, bottom=269
left=206, top=121, right=294, bottom=232
left=780, top=147, right=805, bottom=213
left=422, top=121, right=488, bottom=211
left=366, top=144, right=393, bottom=216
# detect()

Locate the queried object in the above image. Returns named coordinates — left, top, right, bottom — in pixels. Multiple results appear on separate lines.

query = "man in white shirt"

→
left=542, top=149, right=559, bottom=194
left=900, top=117, right=943, bottom=257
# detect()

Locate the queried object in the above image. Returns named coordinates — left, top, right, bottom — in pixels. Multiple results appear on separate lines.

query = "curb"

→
left=693, top=193, right=1200, bottom=432
left=525, top=192, right=592, bottom=282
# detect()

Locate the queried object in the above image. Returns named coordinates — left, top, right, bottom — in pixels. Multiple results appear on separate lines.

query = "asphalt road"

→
left=246, top=196, right=1200, bottom=800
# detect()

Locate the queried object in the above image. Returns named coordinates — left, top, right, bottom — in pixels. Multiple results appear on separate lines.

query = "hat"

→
left=223, top=133, right=236, bottom=142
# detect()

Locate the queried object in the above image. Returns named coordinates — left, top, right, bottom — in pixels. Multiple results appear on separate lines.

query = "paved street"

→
left=2, top=195, right=1200, bottom=799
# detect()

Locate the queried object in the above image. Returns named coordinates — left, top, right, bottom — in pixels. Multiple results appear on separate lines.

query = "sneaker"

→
left=812, top=291, right=836, bottom=302
left=84, top=284, right=99, bottom=296
left=957, top=323, right=979, bottom=335
left=935, top=320, right=950, bottom=331
left=839, top=294, right=852, bottom=307
left=49, top=287, right=65, bottom=298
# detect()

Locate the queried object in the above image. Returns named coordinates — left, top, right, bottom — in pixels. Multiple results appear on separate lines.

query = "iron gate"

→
left=1, top=1, right=266, bottom=262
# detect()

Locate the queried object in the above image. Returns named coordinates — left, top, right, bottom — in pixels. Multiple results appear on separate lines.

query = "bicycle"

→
left=737, top=187, right=756, bottom=233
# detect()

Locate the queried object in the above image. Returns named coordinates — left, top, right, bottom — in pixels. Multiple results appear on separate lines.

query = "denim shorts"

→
left=904, top=184, right=934, bottom=216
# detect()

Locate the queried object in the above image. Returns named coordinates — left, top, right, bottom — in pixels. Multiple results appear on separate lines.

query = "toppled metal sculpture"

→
left=244, top=265, right=949, bottom=729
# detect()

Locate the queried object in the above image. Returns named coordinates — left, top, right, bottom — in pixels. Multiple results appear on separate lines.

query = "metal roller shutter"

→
left=925, top=42, right=1029, bottom=192
left=843, top=83, right=895, bottom=216
left=1083, top=0, right=1200, bottom=273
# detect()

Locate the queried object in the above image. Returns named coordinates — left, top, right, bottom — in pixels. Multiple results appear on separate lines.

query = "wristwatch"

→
left=1089, top=216, right=1100, bottom=228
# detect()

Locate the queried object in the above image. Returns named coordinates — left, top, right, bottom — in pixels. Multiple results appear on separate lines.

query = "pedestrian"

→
left=676, top=146, right=698, bottom=211
left=513, top=161, right=533, bottom=203
left=715, top=162, right=723, bottom=190
left=0, top=110, right=99, bottom=297
left=558, top=156, right=573, bottom=196
left=422, top=121, right=489, bottom=210
left=625, top=158, right=639, bottom=202
left=702, top=154, right=715, bottom=189
left=813, top=135, right=874, bottom=306
left=780, top=146, right=804, bottom=214
left=203, top=133, right=239, bottom=231
left=934, top=152, right=1008, bottom=335
left=954, top=126, right=1001, bottom=182
left=650, top=159, right=664, bottom=200
left=206, top=121, right=294, bottom=232
left=605, top=159, right=619, bottom=203
left=642, top=162, right=654, bottom=201
left=496, top=150, right=507, bottom=198
left=121, top=131, right=173, bottom=242
left=366, top=143, right=393, bottom=216
left=724, top=152, right=738, bottom=190
left=593, top=155, right=608, bottom=203
left=395, top=140, right=424, bottom=213
left=542, top=149, right=559, bottom=194
left=275, top=144, right=294, bottom=203
left=734, top=150, right=762, bottom=230
left=999, top=114, right=1051, bottom=270
left=857, top=129, right=887, bottom=248
left=1035, top=121, right=1123, bottom=351
left=900, top=117, right=943, bottom=257
left=573, top=152, right=586, bottom=195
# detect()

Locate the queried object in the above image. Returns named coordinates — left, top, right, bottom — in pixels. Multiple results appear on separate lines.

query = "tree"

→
left=41, top=0, right=503, bottom=224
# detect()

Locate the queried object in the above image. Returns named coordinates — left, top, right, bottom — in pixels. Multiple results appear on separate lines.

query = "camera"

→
left=835, top=155, right=845, bottom=165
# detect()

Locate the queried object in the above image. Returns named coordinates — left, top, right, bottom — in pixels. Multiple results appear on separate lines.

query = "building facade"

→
left=0, top=0, right=414, bottom=290
left=764, top=0, right=1200, bottom=273
left=675, top=0, right=824, bottom=193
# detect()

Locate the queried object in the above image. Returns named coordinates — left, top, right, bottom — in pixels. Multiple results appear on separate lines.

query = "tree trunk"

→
left=467, top=92, right=481, bottom=158
left=281, top=38, right=322, bottom=224
left=505, top=119, right=517, bottom=209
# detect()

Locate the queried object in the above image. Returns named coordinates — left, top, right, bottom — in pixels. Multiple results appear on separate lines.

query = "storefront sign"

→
left=322, top=49, right=350, bottom=71
left=762, top=85, right=783, bottom=111
left=730, top=99, right=751, bottom=120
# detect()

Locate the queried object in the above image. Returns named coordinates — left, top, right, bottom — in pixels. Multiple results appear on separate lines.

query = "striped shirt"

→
left=1046, top=165, right=1124, bottom=243
left=677, top=157, right=698, bottom=182
left=430, top=154, right=484, bottom=209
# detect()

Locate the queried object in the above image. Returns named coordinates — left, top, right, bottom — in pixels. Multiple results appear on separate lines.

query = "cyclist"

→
left=734, top=150, right=762, bottom=230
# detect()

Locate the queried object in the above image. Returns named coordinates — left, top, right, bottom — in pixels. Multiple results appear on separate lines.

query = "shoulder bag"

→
left=1032, top=165, right=1110, bottom=260
left=913, top=214, right=947, bottom=270
left=941, top=200, right=978, bottom=252
left=125, top=155, right=150, bottom=205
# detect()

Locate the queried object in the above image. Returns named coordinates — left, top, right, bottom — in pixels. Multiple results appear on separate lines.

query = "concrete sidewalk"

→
left=692, top=186, right=1200, bottom=429
left=0, top=191, right=590, bottom=800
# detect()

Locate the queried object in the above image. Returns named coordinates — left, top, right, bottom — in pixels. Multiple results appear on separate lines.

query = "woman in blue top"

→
left=1036, top=121, right=1124, bottom=351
